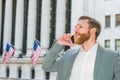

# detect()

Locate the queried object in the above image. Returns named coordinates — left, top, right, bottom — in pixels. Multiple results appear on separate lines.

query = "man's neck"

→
left=82, top=40, right=96, bottom=52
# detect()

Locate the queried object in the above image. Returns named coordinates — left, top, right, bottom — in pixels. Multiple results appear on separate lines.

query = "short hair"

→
left=79, top=16, right=101, bottom=39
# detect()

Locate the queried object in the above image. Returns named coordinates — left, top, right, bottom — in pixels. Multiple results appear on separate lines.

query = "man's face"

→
left=74, top=20, right=91, bottom=44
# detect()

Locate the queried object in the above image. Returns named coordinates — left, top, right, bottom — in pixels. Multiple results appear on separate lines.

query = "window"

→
left=31, top=68, right=35, bottom=79
left=65, top=0, right=72, bottom=50
left=6, top=66, right=9, bottom=78
left=18, top=67, right=21, bottom=78
left=115, top=39, right=120, bottom=51
left=0, top=0, right=6, bottom=56
left=49, top=0, right=57, bottom=48
left=115, top=14, right=120, bottom=26
left=65, top=0, right=71, bottom=33
left=45, top=72, right=50, bottom=80
left=105, top=15, right=110, bottom=28
left=105, top=40, right=110, bottom=48
left=11, top=0, right=17, bottom=45
left=36, top=0, right=42, bottom=41
left=22, top=0, right=29, bottom=55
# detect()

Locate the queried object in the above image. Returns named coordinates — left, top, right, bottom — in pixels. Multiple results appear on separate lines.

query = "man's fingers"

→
left=57, top=33, right=74, bottom=46
left=63, top=34, right=72, bottom=41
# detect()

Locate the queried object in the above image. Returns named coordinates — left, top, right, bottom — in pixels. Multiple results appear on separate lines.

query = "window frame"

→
left=115, top=39, right=120, bottom=51
left=105, top=40, right=110, bottom=48
left=115, top=14, right=120, bottom=27
left=105, top=15, right=111, bottom=28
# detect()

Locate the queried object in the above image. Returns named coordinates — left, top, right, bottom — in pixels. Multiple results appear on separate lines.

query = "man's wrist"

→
left=56, top=40, right=63, bottom=46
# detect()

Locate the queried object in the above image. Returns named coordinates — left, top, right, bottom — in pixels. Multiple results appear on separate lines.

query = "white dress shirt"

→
left=70, top=43, right=98, bottom=80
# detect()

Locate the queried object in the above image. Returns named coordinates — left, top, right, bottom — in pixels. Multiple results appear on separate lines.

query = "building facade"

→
left=98, top=0, right=120, bottom=51
left=0, top=0, right=120, bottom=80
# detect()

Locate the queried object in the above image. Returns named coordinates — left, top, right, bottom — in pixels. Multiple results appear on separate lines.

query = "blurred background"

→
left=0, top=0, right=120, bottom=80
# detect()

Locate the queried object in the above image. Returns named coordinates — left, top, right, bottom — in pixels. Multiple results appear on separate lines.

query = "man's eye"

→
left=75, top=25, right=83, bottom=28
left=79, top=26, right=83, bottom=28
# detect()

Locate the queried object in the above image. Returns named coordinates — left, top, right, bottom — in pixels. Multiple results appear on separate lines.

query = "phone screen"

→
left=71, top=35, right=74, bottom=43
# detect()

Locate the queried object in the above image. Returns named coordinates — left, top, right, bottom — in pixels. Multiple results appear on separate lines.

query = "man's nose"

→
left=74, top=27, right=79, bottom=32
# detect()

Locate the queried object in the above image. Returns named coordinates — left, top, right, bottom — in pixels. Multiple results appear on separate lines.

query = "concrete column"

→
left=26, top=0, right=37, bottom=56
left=22, top=65, right=31, bottom=79
left=41, top=0, right=50, bottom=49
left=55, top=0, right=66, bottom=39
left=87, top=0, right=95, bottom=17
left=82, top=0, right=89, bottom=16
left=14, top=0, right=24, bottom=57
left=71, top=0, right=84, bottom=34
left=50, top=72, right=57, bottom=80
left=3, top=0, right=12, bottom=51
left=111, top=14, right=115, bottom=29
left=94, top=0, right=104, bottom=23
left=35, top=65, right=45, bottom=80
left=9, top=65, right=18, bottom=78
left=111, top=39, right=115, bottom=50
left=0, top=64, right=6, bottom=77
left=94, top=0, right=104, bottom=42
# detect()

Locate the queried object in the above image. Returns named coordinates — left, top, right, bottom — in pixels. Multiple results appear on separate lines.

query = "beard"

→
left=74, top=31, right=90, bottom=44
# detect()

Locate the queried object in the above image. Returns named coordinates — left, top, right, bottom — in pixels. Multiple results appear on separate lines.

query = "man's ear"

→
left=90, top=28, right=96, bottom=35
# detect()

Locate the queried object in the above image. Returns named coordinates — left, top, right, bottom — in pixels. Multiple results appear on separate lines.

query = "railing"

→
left=0, top=77, right=33, bottom=80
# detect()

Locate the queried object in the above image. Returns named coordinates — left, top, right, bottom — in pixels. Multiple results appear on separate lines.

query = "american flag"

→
left=31, top=40, right=42, bottom=65
left=3, top=43, right=15, bottom=64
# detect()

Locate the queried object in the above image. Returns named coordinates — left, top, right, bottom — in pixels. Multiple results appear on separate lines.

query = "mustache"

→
left=74, top=32, right=81, bottom=36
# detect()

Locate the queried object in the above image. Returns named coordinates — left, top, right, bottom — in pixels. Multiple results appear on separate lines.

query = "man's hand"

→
left=57, top=33, right=75, bottom=46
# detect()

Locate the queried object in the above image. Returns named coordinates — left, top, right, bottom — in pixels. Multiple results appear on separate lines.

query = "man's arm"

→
left=42, top=41, right=64, bottom=72
left=42, top=34, right=75, bottom=72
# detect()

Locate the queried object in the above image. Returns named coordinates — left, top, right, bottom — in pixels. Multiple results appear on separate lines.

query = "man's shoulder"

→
left=62, top=45, right=80, bottom=57
left=98, top=44, right=117, bottom=55
left=102, top=47, right=118, bottom=58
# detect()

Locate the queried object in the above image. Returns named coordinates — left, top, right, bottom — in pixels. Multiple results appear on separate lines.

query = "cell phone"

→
left=71, top=35, right=74, bottom=43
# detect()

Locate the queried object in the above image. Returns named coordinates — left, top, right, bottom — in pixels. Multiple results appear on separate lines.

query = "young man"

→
left=42, top=16, right=120, bottom=80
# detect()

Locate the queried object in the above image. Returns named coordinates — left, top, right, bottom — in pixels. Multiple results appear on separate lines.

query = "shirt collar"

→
left=80, top=43, right=98, bottom=54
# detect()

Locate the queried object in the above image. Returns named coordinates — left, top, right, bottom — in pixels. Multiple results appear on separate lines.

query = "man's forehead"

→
left=78, top=20, right=89, bottom=24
